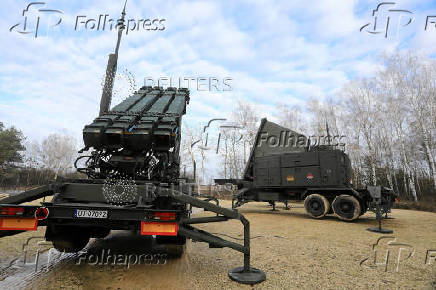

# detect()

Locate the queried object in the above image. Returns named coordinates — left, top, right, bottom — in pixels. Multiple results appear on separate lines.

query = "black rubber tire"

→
left=47, top=225, right=90, bottom=253
left=332, top=194, right=361, bottom=221
left=165, top=244, right=186, bottom=258
left=90, top=228, right=111, bottom=239
left=304, top=194, right=330, bottom=218
left=52, top=235, right=90, bottom=253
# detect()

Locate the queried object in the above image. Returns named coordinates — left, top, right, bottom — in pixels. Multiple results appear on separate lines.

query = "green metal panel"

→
left=82, top=87, right=189, bottom=151
left=166, top=95, right=187, bottom=115
left=147, top=93, right=174, bottom=113
left=243, top=118, right=307, bottom=180
left=281, top=152, right=319, bottom=167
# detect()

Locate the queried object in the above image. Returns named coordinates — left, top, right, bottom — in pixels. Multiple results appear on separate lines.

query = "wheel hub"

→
left=340, top=202, right=352, bottom=212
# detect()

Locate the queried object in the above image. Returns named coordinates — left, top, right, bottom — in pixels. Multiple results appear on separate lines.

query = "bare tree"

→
left=28, top=133, right=77, bottom=180
left=276, top=103, right=306, bottom=134
left=381, top=53, right=436, bottom=188
left=231, top=100, right=260, bottom=164
left=218, top=126, right=244, bottom=179
left=182, top=52, right=434, bottom=200
left=216, top=100, right=259, bottom=179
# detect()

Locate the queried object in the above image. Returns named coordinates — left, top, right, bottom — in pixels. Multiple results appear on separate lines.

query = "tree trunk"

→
left=422, top=137, right=436, bottom=188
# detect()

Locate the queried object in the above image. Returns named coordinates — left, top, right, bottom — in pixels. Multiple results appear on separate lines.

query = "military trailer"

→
left=215, top=118, right=396, bottom=221
left=0, top=3, right=266, bottom=285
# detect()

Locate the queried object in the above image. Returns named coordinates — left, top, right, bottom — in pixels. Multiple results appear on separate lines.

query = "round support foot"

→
left=228, top=267, right=266, bottom=284
left=367, top=227, right=393, bottom=234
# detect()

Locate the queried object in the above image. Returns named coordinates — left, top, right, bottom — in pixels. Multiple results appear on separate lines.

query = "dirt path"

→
left=0, top=201, right=435, bottom=289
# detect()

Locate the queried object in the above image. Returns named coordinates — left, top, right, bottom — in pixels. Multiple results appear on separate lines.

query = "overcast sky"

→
left=1, top=0, right=435, bottom=146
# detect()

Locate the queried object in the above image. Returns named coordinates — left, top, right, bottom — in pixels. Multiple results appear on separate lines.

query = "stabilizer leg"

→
left=284, top=201, right=290, bottom=210
left=228, top=266, right=266, bottom=284
left=384, top=212, right=395, bottom=219
left=171, top=190, right=266, bottom=285
left=270, top=201, right=277, bottom=211
left=367, top=202, right=393, bottom=234
left=228, top=215, right=266, bottom=284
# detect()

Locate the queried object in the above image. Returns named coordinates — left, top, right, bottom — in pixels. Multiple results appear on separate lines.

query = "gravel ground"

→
left=0, top=200, right=434, bottom=289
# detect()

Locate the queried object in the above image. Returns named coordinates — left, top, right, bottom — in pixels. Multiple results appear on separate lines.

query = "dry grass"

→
left=395, top=198, right=436, bottom=213
left=0, top=197, right=54, bottom=267
left=0, top=200, right=432, bottom=289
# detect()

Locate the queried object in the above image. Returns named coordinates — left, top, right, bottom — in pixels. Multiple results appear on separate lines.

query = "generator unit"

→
left=251, top=148, right=352, bottom=190
left=215, top=118, right=396, bottom=221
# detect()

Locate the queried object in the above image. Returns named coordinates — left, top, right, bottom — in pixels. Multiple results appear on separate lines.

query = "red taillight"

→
left=153, top=212, right=176, bottom=220
left=35, top=207, right=49, bottom=220
left=1, top=207, right=24, bottom=216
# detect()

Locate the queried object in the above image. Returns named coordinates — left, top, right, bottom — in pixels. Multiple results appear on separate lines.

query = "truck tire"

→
left=90, top=227, right=111, bottom=239
left=47, top=225, right=90, bottom=253
left=53, top=236, right=90, bottom=253
left=304, top=194, right=330, bottom=218
left=165, top=244, right=186, bottom=258
left=332, top=195, right=361, bottom=221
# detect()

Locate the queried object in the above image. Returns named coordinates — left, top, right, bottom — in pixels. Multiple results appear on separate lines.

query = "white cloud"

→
left=0, top=0, right=434, bottom=151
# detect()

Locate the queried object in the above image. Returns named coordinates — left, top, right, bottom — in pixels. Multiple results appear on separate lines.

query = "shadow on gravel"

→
left=236, top=206, right=400, bottom=227
left=0, top=230, right=179, bottom=288
left=87, top=230, right=166, bottom=255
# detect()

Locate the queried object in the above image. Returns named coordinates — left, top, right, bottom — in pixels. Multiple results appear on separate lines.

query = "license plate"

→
left=74, top=209, right=108, bottom=219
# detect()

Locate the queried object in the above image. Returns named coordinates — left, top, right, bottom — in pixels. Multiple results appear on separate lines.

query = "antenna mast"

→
left=99, top=0, right=127, bottom=115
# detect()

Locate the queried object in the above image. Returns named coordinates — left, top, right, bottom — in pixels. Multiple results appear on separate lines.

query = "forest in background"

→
left=1, top=52, right=434, bottom=205
left=181, top=52, right=435, bottom=203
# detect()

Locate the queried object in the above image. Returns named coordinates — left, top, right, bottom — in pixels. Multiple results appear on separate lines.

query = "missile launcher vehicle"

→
left=80, top=86, right=189, bottom=182
left=0, top=2, right=266, bottom=285
left=215, top=118, right=397, bottom=221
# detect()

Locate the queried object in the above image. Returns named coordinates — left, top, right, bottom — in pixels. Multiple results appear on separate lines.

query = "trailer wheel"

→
left=165, top=244, right=186, bottom=258
left=304, top=194, right=330, bottom=218
left=332, top=195, right=361, bottom=221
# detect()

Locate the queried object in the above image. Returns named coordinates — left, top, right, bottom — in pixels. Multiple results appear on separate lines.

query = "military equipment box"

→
left=216, top=118, right=396, bottom=221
